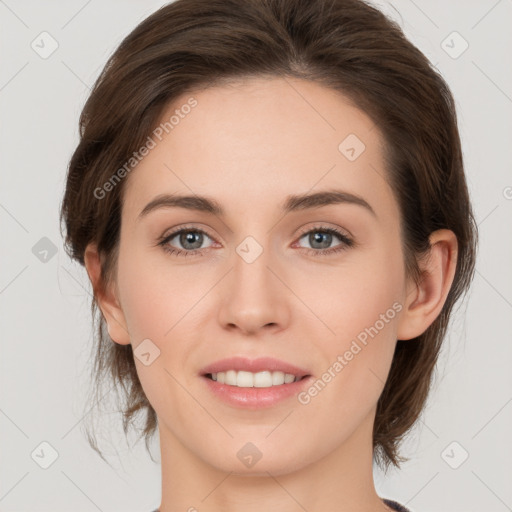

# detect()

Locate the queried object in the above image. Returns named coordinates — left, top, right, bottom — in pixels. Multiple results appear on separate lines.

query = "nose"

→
left=216, top=242, right=291, bottom=336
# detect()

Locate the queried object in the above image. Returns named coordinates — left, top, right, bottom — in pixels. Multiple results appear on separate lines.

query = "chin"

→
left=198, top=439, right=314, bottom=477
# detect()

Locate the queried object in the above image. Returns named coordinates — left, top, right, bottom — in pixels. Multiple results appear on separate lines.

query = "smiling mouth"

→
left=204, top=371, right=311, bottom=388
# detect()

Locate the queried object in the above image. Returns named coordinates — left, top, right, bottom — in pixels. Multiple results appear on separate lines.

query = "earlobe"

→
left=396, top=229, right=458, bottom=341
left=83, top=243, right=131, bottom=345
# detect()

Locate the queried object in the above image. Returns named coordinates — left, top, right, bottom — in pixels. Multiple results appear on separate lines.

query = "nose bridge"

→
left=233, top=235, right=277, bottom=303
left=216, top=229, right=289, bottom=332
left=231, top=232, right=277, bottom=295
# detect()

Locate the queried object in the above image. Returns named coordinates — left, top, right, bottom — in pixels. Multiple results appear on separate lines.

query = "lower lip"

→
left=201, top=375, right=313, bottom=409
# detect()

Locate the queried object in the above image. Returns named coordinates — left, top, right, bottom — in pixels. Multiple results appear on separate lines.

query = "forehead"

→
left=122, top=77, right=397, bottom=225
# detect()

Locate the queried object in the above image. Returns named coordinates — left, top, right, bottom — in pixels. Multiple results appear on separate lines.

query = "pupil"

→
left=311, top=232, right=331, bottom=249
left=181, top=231, right=202, bottom=250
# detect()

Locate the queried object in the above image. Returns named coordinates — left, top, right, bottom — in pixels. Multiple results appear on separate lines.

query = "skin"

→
left=84, top=77, right=458, bottom=512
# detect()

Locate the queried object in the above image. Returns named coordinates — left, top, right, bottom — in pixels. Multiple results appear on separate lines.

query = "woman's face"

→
left=106, top=77, right=415, bottom=474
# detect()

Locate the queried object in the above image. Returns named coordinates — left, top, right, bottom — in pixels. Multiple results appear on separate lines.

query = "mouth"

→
left=200, top=356, right=311, bottom=384
left=199, top=356, right=313, bottom=407
left=201, top=371, right=314, bottom=409
left=203, top=371, right=311, bottom=388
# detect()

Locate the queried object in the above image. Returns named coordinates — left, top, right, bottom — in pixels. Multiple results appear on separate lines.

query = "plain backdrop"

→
left=1, top=1, right=511, bottom=511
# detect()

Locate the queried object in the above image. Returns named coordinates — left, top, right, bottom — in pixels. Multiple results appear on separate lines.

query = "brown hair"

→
left=60, top=0, right=478, bottom=470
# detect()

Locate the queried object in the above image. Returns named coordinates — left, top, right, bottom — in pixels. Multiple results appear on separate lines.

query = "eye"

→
left=158, top=226, right=215, bottom=257
left=294, top=225, right=354, bottom=256
left=157, top=224, right=354, bottom=258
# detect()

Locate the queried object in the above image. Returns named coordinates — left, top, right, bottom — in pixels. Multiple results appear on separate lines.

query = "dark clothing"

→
left=383, top=498, right=412, bottom=511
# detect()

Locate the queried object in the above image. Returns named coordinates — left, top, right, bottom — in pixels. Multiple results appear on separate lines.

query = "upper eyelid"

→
left=295, top=223, right=351, bottom=238
left=162, top=224, right=215, bottom=241
left=162, top=223, right=351, bottom=245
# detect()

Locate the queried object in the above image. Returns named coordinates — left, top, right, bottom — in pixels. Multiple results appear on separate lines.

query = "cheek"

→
left=295, top=244, right=403, bottom=341
left=301, top=243, right=404, bottom=403
left=116, top=243, right=199, bottom=342
left=116, top=249, right=200, bottom=417
left=118, top=228, right=404, bottom=348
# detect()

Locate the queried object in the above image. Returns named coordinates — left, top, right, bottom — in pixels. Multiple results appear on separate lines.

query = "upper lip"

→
left=200, top=356, right=311, bottom=378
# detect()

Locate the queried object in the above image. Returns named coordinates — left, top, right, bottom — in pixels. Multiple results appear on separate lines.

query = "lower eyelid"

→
left=162, top=229, right=215, bottom=249
left=159, top=226, right=352, bottom=255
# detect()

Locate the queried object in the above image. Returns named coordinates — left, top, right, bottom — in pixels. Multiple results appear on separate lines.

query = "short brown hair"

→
left=60, top=0, right=478, bottom=470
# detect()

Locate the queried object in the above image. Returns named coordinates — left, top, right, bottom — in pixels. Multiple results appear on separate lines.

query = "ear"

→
left=83, top=243, right=131, bottom=345
left=396, top=229, right=458, bottom=341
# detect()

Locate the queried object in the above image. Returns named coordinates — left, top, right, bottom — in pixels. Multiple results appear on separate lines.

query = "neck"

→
left=157, top=406, right=392, bottom=512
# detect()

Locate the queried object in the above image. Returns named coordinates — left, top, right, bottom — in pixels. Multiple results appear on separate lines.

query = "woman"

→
left=59, top=0, right=478, bottom=510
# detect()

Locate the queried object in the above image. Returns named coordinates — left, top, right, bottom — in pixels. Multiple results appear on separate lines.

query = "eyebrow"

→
left=137, top=188, right=377, bottom=220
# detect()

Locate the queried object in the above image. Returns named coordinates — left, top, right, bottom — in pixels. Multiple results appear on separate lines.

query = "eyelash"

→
left=157, top=224, right=354, bottom=258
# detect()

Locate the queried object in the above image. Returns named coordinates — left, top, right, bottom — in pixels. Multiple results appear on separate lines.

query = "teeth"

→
left=210, top=370, right=300, bottom=387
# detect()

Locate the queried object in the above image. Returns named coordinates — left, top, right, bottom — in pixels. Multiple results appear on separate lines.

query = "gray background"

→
left=1, top=1, right=511, bottom=511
